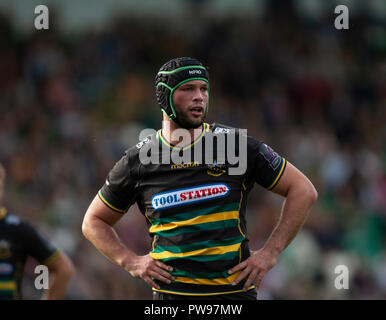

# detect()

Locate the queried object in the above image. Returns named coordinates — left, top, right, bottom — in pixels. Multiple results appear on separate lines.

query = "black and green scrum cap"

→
left=154, top=57, right=210, bottom=123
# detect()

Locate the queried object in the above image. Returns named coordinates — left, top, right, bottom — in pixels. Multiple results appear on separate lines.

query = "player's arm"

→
left=261, top=161, right=317, bottom=255
left=41, top=250, right=75, bottom=300
left=24, top=220, right=75, bottom=300
left=229, top=160, right=318, bottom=291
left=82, top=195, right=174, bottom=289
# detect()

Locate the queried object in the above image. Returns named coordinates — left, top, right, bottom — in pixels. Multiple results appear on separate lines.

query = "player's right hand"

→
left=125, top=254, right=175, bottom=289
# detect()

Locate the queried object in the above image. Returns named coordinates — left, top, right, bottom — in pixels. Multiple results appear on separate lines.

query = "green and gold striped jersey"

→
left=99, top=123, right=287, bottom=296
left=0, top=207, right=58, bottom=300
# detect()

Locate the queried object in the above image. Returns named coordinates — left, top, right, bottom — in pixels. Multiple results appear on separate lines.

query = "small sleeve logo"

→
left=259, top=144, right=281, bottom=170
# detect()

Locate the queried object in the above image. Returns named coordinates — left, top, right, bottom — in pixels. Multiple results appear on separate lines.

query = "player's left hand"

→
left=228, top=248, right=279, bottom=291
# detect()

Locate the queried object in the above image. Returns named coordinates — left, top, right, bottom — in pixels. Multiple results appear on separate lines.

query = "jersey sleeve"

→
left=22, top=222, right=59, bottom=265
left=98, top=149, right=139, bottom=214
left=248, top=136, right=287, bottom=190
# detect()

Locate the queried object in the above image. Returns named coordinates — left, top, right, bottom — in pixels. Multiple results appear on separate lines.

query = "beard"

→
left=174, top=105, right=206, bottom=129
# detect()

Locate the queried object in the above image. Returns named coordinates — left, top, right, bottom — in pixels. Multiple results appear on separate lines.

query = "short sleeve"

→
left=98, top=150, right=139, bottom=214
left=248, top=137, right=287, bottom=190
left=23, top=223, right=58, bottom=264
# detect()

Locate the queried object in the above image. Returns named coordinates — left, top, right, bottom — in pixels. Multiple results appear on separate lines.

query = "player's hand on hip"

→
left=228, top=249, right=278, bottom=291
left=126, top=254, right=175, bottom=289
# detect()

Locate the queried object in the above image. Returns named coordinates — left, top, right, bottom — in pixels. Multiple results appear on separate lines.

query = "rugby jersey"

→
left=0, top=207, right=58, bottom=300
left=99, top=123, right=287, bottom=296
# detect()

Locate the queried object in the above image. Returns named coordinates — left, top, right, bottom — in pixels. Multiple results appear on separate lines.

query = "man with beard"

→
left=82, top=57, right=318, bottom=300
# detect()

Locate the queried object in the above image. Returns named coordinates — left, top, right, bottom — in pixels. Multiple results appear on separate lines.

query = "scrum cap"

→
left=154, top=57, right=210, bottom=125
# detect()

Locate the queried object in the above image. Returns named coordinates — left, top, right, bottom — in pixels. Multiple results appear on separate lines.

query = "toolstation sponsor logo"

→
left=151, top=183, right=230, bottom=210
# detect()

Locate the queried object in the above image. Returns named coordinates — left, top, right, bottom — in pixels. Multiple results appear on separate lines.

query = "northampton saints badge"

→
left=207, top=161, right=227, bottom=177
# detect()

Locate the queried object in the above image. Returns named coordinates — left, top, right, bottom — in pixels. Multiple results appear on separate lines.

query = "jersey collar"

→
left=158, top=123, right=210, bottom=151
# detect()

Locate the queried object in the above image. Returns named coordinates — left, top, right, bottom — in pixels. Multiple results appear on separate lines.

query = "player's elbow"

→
left=64, top=254, right=76, bottom=278
left=82, top=209, right=99, bottom=241
left=49, top=252, right=75, bottom=280
left=304, top=181, right=318, bottom=204
left=81, top=216, right=92, bottom=241
left=312, top=186, right=318, bottom=203
left=288, top=174, right=318, bottom=204
left=291, top=178, right=318, bottom=205
left=61, top=258, right=76, bottom=281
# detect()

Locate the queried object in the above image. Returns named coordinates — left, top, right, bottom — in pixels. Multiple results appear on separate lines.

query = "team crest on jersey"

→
left=0, top=240, right=12, bottom=259
left=207, top=161, right=227, bottom=177
left=151, top=183, right=230, bottom=210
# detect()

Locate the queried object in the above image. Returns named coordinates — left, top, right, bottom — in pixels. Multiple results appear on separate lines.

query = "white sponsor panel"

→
left=151, top=183, right=229, bottom=210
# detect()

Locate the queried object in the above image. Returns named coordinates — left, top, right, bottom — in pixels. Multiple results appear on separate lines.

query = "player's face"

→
left=172, top=80, right=208, bottom=128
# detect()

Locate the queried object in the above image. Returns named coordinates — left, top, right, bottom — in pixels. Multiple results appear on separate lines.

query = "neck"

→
left=161, top=117, right=203, bottom=146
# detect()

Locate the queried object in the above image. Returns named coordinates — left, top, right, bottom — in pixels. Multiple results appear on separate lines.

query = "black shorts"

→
left=153, top=289, right=258, bottom=300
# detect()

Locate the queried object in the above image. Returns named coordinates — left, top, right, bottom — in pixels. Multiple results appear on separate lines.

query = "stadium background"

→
left=0, top=0, right=385, bottom=299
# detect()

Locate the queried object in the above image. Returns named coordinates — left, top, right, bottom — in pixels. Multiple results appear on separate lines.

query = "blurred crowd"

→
left=0, top=1, right=385, bottom=299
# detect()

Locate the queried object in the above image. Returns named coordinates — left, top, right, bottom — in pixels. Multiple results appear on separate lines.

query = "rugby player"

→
left=82, top=57, right=318, bottom=300
left=0, top=163, right=75, bottom=300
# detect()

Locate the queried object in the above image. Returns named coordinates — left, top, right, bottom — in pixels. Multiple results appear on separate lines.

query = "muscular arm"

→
left=262, top=161, right=318, bottom=255
left=82, top=195, right=135, bottom=267
left=82, top=195, right=174, bottom=289
left=229, top=161, right=318, bottom=290
left=41, top=251, right=75, bottom=300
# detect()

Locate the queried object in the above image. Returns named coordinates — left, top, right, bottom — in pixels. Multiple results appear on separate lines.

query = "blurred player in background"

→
left=82, top=57, right=318, bottom=300
left=0, top=163, right=75, bottom=300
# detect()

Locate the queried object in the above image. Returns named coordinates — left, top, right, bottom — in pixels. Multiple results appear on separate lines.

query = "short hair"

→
left=0, top=163, right=5, bottom=185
